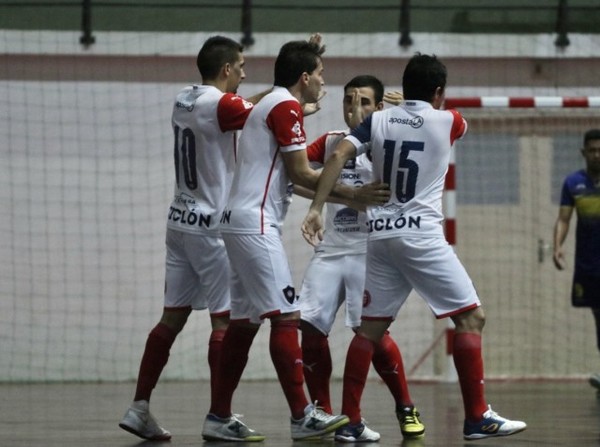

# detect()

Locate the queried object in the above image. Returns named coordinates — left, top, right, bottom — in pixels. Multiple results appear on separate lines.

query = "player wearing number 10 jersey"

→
left=302, top=53, right=526, bottom=441
left=119, top=36, right=269, bottom=442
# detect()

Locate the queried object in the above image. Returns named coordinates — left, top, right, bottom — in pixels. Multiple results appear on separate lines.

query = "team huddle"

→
left=117, top=33, right=532, bottom=443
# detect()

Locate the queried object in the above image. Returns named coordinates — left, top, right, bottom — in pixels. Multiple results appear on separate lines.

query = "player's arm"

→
left=283, top=148, right=385, bottom=207
left=293, top=132, right=356, bottom=206
left=281, top=149, right=356, bottom=200
left=553, top=205, right=574, bottom=270
left=383, top=90, right=404, bottom=106
left=293, top=183, right=367, bottom=211
left=301, top=140, right=359, bottom=245
left=245, top=88, right=272, bottom=105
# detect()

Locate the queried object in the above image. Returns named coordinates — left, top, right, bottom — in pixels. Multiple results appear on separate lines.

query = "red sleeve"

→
left=266, top=100, right=306, bottom=147
left=307, top=134, right=327, bottom=163
left=448, top=109, right=467, bottom=145
left=217, top=93, right=254, bottom=132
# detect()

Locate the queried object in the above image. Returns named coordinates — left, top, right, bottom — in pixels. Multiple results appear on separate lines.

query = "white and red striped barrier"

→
left=444, top=96, right=600, bottom=109
left=441, top=96, right=599, bottom=381
left=410, top=97, right=596, bottom=380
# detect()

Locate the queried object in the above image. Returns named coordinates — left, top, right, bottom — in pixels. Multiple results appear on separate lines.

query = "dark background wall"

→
left=0, top=0, right=597, bottom=34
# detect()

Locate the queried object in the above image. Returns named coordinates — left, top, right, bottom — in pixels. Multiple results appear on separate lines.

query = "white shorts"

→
left=364, top=236, right=480, bottom=320
left=223, top=232, right=299, bottom=322
left=299, top=253, right=366, bottom=335
left=164, top=228, right=230, bottom=315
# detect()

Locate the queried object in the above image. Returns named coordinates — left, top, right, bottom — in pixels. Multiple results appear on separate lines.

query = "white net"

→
left=1, top=30, right=599, bottom=382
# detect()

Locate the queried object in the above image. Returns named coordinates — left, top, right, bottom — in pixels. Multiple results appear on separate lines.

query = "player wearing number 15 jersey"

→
left=302, top=53, right=526, bottom=441
left=119, top=36, right=269, bottom=442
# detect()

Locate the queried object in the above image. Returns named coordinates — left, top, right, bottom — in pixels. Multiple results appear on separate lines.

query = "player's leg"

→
left=401, top=236, right=525, bottom=440
left=354, top=243, right=414, bottom=422
left=208, top=314, right=228, bottom=397
left=300, top=321, right=333, bottom=413
left=575, top=272, right=600, bottom=392
left=189, top=234, right=232, bottom=399
left=336, top=239, right=409, bottom=443
left=450, top=307, right=487, bottom=423
left=299, top=255, right=344, bottom=414
left=203, top=319, right=263, bottom=442
left=335, top=319, right=388, bottom=443
left=588, top=307, right=600, bottom=392
left=271, top=312, right=310, bottom=418
left=371, top=330, right=424, bottom=438
left=120, top=229, right=195, bottom=440
left=452, top=306, right=525, bottom=439
left=229, top=232, right=348, bottom=439
left=273, top=314, right=349, bottom=441
left=203, top=233, right=264, bottom=441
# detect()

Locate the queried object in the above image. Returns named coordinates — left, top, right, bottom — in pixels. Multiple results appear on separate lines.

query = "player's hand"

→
left=353, top=182, right=391, bottom=206
left=553, top=249, right=566, bottom=270
left=346, top=88, right=364, bottom=129
left=301, top=209, right=324, bottom=246
left=384, top=90, right=404, bottom=106
left=304, top=90, right=327, bottom=116
left=308, top=33, right=324, bottom=50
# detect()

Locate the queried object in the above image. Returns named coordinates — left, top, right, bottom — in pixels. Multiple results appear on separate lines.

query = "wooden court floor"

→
left=2, top=379, right=600, bottom=446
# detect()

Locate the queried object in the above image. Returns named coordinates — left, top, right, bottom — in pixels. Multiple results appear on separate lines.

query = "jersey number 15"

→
left=383, top=139, right=424, bottom=203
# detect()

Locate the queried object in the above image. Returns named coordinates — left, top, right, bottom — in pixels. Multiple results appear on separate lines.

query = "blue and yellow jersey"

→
left=560, top=169, right=600, bottom=275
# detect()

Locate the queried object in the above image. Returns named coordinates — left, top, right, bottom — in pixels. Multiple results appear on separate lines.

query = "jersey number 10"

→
left=173, top=125, right=198, bottom=190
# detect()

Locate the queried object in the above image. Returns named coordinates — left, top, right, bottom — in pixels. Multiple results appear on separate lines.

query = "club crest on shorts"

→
left=363, top=289, right=371, bottom=307
left=282, top=285, right=297, bottom=304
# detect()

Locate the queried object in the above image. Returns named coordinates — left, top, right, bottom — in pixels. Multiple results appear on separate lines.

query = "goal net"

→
left=1, top=30, right=599, bottom=382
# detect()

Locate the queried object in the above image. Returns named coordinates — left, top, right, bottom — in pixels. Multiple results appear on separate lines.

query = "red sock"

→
left=134, top=323, right=177, bottom=402
left=372, top=331, right=413, bottom=408
left=270, top=320, right=308, bottom=419
left=301, top=330, right=333, bottom=413
left=342, top=334, right=374, bottom=424
left=453, top=332, right=487, bottom=422
left=208, top=328, right=226, bottom=400
left=209, top=323, right=258, bottom=417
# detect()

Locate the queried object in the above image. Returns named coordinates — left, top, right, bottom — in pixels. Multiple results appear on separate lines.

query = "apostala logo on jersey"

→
left=388, top=115, right=424, bottom=128
left=175, top=89, right=202, bottom=112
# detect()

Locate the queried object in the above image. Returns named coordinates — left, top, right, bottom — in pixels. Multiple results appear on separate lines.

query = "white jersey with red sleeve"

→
left=346, top=100, right=467, bottom=240
left=307, top=130, right=372, bottom=256
left=167, top=84, right=253, bottom=235
left=221, top=87, right=307, bottom=234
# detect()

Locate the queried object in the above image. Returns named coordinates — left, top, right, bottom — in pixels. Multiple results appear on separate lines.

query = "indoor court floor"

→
left=3, top=379, right=599, bottom=446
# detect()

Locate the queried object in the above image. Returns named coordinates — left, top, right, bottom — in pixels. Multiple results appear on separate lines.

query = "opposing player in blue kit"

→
left=553, top=129, right=600, bottom=394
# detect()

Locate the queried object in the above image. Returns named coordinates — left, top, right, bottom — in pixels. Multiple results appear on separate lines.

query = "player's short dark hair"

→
left=274, top=40, right=325, bottom=88
left=196, top=36, right=243, bottom=80
left=583, top=129, right=600, bottom=146
left=402, top=53, right=447, bottom=102
left=344, top=75, right=384, bottom=104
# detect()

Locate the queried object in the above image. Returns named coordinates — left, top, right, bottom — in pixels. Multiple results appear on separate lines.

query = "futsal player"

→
left=297, top=75, right=424, bottom=442
left=119, top=35, right=268, bottom=441
left=553, top=129, right=600, bottom=395
left=301, top=53, right=527, bottom=441
left=201, top=36, right=389, bottom=442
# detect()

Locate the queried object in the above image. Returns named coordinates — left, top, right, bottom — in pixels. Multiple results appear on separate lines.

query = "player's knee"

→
left=453, top=307, right=485, bottom=333
left=159, top=307, right=192, bottom=333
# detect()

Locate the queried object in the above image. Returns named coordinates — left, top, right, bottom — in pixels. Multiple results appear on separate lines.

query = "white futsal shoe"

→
left=463, top=405, right=526, bottom=440
left=119, top=400, right=171, bottom=441
left=202, top=413, right=266, bottom=442
left=290, top=402, right=350, bottom=440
